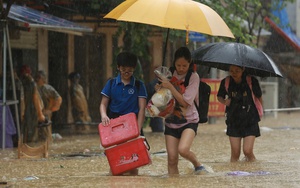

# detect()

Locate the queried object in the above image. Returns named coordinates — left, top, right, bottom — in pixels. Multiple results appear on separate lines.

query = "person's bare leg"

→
left=124, top=168, right=138, bottom=176
left=46, top=125, right=52, bottom=142
left=33, top=87, right=45, bottom=122
left=165, top=135, right=179, bottom=174
left=178, top=129, right=200, bottom=168
left=229, top=137, right=242, bottom=162
left=48, top=113, right=53, bottom=142
left=243, top=136, right=256, bottom=162
left=31, top=127, right=39, bottom=142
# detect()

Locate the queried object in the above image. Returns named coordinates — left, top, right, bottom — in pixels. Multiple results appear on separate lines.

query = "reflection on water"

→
left=0, top=112, right=300, bottom=187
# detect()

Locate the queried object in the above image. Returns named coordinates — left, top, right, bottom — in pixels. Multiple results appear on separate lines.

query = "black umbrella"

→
left=192, top=42, right=283, bottom=77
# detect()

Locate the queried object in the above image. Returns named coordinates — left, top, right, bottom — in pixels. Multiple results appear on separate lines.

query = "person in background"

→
left=146, top=77, right=164, bottom=132
left=217, top=65, right=263, bottom=162
left=19, top=65, right=48, bottom=143
left=2, top=67, right=23, bottom=147
left=68, top=72, right=92, bottom=133
left=99, top=51, right=147, bottom=175
left=35, top=70, right=62, bottom=142
left=156, top=47, right=208, bottom=175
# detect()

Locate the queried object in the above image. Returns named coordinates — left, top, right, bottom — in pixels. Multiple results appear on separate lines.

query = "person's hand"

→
left=158, top=78, right=172, bottom=90
left=37, top=114, right=46, bottom=122
left=43, top=109, right=52, bottom=117
left=224, top=98, right=231, bottom=106
left=101, top=115, right=110, bottom=126
left=154, top=83, right=161, bottom=92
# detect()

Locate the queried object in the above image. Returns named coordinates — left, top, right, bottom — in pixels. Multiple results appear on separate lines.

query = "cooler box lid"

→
left=98, top=113, right=139, bottom=148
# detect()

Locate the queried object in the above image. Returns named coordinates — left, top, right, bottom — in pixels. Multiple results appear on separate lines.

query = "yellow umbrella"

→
left=104, top=0, right=235, bottom=64
left=104, top=0, right=234, bottom=39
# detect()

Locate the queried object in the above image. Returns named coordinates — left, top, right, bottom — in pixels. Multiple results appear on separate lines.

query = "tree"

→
left=202, top=0, right=295, bottom=46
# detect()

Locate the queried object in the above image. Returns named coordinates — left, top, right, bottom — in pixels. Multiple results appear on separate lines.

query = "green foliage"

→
left=197, top=0, right=295, bottom=46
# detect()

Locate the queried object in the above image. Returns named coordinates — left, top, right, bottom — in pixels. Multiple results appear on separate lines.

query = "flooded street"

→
left=1, top=112, right=300, bottom=187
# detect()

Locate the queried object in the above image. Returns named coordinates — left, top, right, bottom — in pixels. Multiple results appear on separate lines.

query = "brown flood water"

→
left=1, top=112, right=300, bottom=187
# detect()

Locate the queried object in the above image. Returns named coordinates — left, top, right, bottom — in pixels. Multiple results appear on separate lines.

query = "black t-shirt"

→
left=217, top=75, right=262, bottom=124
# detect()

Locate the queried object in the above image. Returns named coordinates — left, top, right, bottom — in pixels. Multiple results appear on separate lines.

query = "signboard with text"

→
left=189, top=32, right=206, bottom=42
left=202, top=79, right=226, bottom=117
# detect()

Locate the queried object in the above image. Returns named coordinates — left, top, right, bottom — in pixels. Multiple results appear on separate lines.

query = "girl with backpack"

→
left=217, top=65, right=263, bottom=162
left=156, top=47, right=208, bottom=175
left=100, top=52, right=148, bottom=175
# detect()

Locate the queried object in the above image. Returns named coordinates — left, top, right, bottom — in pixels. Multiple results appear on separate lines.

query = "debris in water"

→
left=24, top=176, right=39, bottom=180
left=227, top=171, right=272, bottom=176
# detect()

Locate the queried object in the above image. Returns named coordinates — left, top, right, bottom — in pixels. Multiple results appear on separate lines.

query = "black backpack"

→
left=170, top=68, right=211, bottom=123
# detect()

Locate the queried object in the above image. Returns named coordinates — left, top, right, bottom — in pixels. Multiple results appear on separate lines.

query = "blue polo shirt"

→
left=101, top=74, right=147, bottom=115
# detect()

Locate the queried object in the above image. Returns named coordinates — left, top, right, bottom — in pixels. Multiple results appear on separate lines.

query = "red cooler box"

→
left=99, top=113, right=139, bottom=148
left=105, top=137, right=151, bottom=175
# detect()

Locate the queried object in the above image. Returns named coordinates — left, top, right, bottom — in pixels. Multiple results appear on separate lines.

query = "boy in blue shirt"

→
left=99, top=52, right=147, bottom=175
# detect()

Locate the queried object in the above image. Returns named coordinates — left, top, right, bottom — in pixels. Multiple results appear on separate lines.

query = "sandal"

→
left=38, top=117, right=52, bottom=127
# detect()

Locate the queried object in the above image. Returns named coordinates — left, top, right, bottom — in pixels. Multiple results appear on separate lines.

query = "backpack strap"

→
left=109, top=78, right=114, bottom=89
left=169, top=67, right=193, bottom=87
left=183, top=70, right=193, bottom=87
left=107, top=78, right=114, bottom=115
left=225, top=76, right=230, bottom=92
left=169, top=66, right=175, bottom=75
left=246, top=76, right=252, bottom=89
left=134, top=79, right=140, bottom=90
left=246, top=76, right=263, bottom=118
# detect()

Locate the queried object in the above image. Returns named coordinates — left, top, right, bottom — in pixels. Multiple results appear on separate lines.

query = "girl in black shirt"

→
left=217, top=65, right=263, bottom=162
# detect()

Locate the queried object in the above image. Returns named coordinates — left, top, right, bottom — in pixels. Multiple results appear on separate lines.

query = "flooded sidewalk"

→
left=0, top=112, right=299, bottom=187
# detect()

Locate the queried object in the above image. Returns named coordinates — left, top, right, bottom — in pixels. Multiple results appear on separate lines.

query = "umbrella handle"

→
left=162, top=28, right=170, bottom=66
left=186, top=29, right=189, bottom=45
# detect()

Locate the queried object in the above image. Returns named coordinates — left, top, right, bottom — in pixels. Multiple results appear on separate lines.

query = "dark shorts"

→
left=226, top=121, right=260, bottom=138
left=164, top=123, right=198, bottom=139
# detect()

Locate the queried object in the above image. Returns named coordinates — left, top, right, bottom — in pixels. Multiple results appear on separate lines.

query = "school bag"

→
left=224, top=76, right=263, bottom=118
left=170, top=68, right=211, bottom=123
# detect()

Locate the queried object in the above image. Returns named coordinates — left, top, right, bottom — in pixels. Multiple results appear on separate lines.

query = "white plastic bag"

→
left=153, top=66, right=172, bottom=81
left=146, top=66, right=175, bottom=118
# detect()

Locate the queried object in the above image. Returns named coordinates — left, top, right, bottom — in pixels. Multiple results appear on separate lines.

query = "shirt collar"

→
left=174, top=70, right=187, bottom=81
left=116, top=74, right=136, bottom=86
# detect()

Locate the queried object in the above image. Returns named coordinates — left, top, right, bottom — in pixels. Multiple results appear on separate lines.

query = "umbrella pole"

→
left=2, top=22, right=7, bottom=149
left=162, top=28, right=170, bottom=66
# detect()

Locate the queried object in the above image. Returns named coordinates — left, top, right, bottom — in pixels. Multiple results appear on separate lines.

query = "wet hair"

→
left=68, top=72, right=80, bottom=80
left=173, top=46, right=194, bottom=71
left=20, top=65, right=32, bottom=76
left=116, top=52, right=137, bottom=68
left=35, top=70, right=46, bottom=81
left=229, top=65, right=244, bottom=70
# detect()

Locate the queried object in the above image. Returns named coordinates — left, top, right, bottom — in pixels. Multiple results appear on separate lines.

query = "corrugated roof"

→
left=6, top=4, right=93, bottom=35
